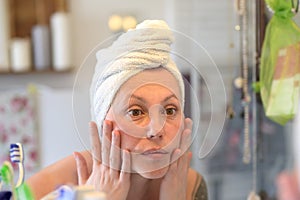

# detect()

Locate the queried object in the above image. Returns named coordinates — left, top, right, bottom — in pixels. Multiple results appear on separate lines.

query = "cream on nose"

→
left=147, top=104, right=166, bottom=139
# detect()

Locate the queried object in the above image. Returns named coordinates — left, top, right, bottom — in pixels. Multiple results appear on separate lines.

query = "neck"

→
left=126, top=173, right=162, bottom=200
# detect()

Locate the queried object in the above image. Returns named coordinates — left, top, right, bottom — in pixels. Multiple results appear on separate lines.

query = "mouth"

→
left=141, top=148, right=169, bottom=159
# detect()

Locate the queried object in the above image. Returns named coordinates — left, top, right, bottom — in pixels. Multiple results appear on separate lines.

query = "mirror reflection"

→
left=0, top=0, right=300, bottom=200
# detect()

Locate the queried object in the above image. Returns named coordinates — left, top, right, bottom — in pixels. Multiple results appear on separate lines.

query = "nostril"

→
left=147, top=129, right=164, bottom=139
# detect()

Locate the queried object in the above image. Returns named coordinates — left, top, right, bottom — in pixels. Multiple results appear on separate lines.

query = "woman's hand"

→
left=73, top=120, right=131, bottom=200
left=159, top=118, right=193, bottom=200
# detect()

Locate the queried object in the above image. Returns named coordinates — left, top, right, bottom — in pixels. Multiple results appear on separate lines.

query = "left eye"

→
left=165, top=107, right=177, bottom=116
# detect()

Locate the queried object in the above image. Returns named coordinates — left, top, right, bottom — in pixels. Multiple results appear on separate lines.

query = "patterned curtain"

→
left=0, top=85, right=39, bottom=174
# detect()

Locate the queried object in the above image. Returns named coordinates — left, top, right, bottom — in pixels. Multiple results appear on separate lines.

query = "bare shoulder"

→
left=186, top=168, right=202, bottom=196
left=187, top=168, right=208, bottom=200
left=26, top=151, right=92, bottom=199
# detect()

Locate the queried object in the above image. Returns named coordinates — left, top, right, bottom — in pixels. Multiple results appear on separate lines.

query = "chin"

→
left=131, top=154, right=171, bottom=179
left=139, top=166, right=169, bottom=179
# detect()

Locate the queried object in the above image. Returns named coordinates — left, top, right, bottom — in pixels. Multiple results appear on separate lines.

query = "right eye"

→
left=127, top=106, right=146, bottom=121
left=128, top=109, right=144, bottom=117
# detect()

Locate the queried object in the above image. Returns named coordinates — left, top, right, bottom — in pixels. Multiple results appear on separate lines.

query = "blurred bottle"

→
left=83, top=191, right=107, bottom=200
left=0, top=0, right=11, bottom=72
left=32, top=0, right=51, bottom=71
left=50, top=0, right=72, bottom=71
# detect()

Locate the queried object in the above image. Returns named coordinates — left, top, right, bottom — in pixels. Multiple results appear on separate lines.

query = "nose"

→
left=147, top=104, right=166, bottom=139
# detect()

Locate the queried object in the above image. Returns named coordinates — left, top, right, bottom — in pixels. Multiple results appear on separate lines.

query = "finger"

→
left=89, top=121, right=102, bottom=165
left=120, top=149, right=131, bottom=182
left=110, top=130, right=121, bottom=178
left=178, top=118, right=192, bottom=153
left=102, top=120, right=112, bottom=167
left=177, top=150, right=191, bottom=172
left=73, top=152, right=89, bottom=185
left=187, top=151, right=192, bottom=164
left=169, top=149, right=181, bottom=172
left=185, top=118, right=193, bottom=130
left=183, top=117, right=192, bottom=132
left=180, top=128, right=191, bottom=153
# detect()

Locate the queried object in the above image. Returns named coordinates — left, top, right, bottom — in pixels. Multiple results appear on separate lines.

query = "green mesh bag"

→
left=260, top=0, right=300, bottom=125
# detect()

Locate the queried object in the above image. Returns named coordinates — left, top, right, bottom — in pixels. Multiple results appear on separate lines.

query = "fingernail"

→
left=124, top=148, right=130, bottom=153
left=89, top=120, right=95, bottom=126
left=104, top=120, right=112, bottom=126
left=73, top=152, right=79, bottom=162
left=112, top=131, right=116, bottom=141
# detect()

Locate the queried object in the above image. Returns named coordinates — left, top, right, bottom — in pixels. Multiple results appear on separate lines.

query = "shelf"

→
left=0, top=68, right=74, bottom=75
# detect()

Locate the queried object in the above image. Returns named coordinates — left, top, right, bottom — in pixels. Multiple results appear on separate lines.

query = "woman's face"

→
left=106, top=68, right=184, bottom=179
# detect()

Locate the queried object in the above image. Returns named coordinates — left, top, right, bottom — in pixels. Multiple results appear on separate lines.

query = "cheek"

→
left=166, top=117, right=183, bottom=135
left=108, top=114, right=142, bottom=150
left=119, top=131, right=140, bottom=150
left=164, top=119, right=183, bottom=146
left=168, top=128, right=181, bottom=147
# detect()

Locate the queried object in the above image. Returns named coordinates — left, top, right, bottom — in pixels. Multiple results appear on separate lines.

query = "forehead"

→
left=115, top=68, right=181, bottom=101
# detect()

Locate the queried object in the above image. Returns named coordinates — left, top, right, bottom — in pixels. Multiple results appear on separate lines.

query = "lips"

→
left=141, top=148, right=168, bottom=156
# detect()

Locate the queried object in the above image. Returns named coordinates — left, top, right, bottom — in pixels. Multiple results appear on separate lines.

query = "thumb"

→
left=73, top=151, right=89, bottom=185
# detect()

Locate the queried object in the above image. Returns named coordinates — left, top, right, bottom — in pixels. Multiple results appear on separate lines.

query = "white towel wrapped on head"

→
left=90, top=20, right=185, bottom=129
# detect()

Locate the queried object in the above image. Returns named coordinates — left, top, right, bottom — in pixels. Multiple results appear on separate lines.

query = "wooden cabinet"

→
left=0, top=0, right=72, bottom=74
left=9, top=0, right=55, bottom=38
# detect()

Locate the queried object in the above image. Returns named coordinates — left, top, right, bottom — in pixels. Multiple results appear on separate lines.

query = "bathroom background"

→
left=0, top=0, right=299, bottom=199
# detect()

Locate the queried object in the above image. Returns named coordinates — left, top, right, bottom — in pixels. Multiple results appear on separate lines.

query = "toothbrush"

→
left=0, top=161, right=16, bottom=199
left=10, top=143, right=24, bottom=188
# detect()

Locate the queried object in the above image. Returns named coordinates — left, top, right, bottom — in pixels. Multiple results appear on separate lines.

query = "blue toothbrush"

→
left=10, top=143, right=24, bottom=188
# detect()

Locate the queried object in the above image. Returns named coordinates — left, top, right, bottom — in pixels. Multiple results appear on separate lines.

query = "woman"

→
left=26, top=20, right=208, bottom=200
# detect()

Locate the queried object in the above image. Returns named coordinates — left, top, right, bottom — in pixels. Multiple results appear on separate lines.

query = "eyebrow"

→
left=130, top=94, right=179, bottom=103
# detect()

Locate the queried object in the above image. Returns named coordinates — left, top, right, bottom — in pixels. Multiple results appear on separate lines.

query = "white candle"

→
left=0, top=0, right=11, bottom=71
left=10, top=38, right=32, bottom=72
